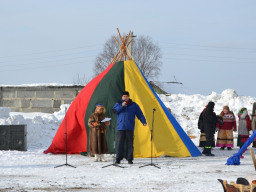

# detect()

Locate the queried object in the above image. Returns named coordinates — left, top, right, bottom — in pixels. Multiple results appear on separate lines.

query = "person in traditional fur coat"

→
left=202, top=101, right=218, bottom=156
left=88, top=104, right=110, bottom=162
left=216, top=106, right=237, bottom=150
left=237, top=108, right=251, bottom=152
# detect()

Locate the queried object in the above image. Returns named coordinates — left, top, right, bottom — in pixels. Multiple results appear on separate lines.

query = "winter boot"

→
left=205, top=146, right=215, bottom=156
left=220, top=147, right=225, bottom=150
left=94, top=154, right=100, bottom=162
left=202, top=148, right=207, bottom=155
left=100, top=154, right=107, bottom=162
left=206, top=152, right=215, bottom=156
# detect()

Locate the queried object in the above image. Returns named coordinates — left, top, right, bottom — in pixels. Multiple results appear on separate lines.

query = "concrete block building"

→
left=0, top=85, right=84, bottom=113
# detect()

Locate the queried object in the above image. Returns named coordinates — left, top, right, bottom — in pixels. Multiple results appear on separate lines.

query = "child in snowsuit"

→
left=216, top=106, right=237, bottom=150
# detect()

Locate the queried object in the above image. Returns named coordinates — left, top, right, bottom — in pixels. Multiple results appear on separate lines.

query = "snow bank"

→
left=0, top=104, right=70, bottom=150
left=159, top=89, right=256, bottom=143
left=0, top=89, right=255, bottom=150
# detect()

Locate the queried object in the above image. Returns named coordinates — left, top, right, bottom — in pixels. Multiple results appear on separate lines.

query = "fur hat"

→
left=220, top=106, right=231, bottom=117
left=95, top=104, right=105, bottom=113
left=223, top=106, right=230, bottom=111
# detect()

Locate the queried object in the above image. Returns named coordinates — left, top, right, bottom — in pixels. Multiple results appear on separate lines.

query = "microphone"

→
left=153, top=108, right=156, bottom=111
left=122, top=101, right=127, bottom=107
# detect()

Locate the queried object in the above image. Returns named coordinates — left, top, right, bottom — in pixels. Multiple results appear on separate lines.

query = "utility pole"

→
left=128, top=31, right=136, bottom=59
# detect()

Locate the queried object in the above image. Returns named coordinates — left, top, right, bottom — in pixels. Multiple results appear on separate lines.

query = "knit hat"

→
left=122, top=91, right=129, bottom=96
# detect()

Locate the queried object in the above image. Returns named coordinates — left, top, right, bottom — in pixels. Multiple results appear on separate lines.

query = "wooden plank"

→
left=250, top=148, right=256, bottom=171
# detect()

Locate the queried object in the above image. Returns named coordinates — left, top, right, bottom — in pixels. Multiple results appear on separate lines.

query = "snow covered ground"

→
left=0, top=149, right=255, bottom=192
left=0, top=89, right=256, bottom=191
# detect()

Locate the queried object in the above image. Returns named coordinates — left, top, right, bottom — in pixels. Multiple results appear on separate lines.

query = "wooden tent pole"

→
left=117, top=28, right=124, bottom=45
left=111, top=28, right=134, bottom=62
left=113, top=36, right=122, bottom=48
left=111, top=47, right=122, bottom=63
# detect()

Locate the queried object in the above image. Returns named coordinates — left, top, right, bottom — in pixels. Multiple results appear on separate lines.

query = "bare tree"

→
left=132, top=36, right=162, bottom=80
left=72, top=73, right=90, bottom=85
left=94, top=35, right=162, bottom=80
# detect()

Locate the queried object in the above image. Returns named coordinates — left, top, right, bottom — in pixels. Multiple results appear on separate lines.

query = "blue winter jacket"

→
left=112, top=99, right=147, bottom=131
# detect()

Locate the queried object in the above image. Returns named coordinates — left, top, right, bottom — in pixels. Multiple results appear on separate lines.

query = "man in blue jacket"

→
left=113, top=91, right=147, bottom=164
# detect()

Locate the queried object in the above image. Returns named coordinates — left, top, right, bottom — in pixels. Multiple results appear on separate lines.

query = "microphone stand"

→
left=55, top=107, right=76, bottom=168
left=139, top=108, right=160, bottom=169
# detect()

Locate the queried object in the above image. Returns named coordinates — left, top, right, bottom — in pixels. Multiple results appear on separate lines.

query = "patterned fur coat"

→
left=88, top=112, right=108, bottom=155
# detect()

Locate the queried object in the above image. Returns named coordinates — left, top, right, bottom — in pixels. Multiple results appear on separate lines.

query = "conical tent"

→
left=45, top=60, right=201, bottom=157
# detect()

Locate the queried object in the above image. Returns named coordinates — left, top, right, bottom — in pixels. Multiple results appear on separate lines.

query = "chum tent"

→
left=44, top=60, right=201, bottom=157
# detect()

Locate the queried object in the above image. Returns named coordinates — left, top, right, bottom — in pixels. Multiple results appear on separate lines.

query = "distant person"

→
left=216, top=106, right=237, bottom=150
left=198, top=105, right=215, bottom=148
left=88, top=104, right=110, bottom=162
left=237, top=107, right=251, bottom=157
left=112, top=91, right=147, bottom=164
left=202, top=101, right=219, bottom=156
left=251, top=103, right=256, bottom=148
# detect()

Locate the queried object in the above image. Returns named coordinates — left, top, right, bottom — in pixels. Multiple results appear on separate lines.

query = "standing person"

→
left=88, top=104, right=110, bottom=162
left=112, top=91, right=147, bottom=164
left=198, top=105, right=215, bottom=148
left=202, top=101, right=218, bottom=156
left=216, top=106, right=237, bottom=150
left=252, top=103, right=256, bottom=148
left=237, top=108, right=251, bottom=153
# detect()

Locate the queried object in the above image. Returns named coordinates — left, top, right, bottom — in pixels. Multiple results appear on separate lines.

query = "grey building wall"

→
left=0, top=85, right=84, bottom=113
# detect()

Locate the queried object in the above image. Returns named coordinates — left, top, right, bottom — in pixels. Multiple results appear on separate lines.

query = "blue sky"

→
left=1, top=0, right=256, bottom=96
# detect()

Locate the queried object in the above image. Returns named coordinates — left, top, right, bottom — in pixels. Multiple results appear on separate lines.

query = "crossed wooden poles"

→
left=111, top=28, right=134, bottom=63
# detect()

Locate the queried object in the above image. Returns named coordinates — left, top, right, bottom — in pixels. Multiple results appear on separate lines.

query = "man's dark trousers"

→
left=116, top=130, right=134, bottom=161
